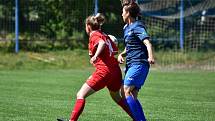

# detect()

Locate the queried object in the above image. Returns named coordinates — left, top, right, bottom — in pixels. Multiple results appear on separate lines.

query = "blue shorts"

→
left=124, top=64, right=149, bottom=89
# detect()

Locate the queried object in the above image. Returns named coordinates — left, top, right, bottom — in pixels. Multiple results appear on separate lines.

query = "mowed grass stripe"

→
left=143, top=71, right=215, bottom=121
left=0, top=69, right=214, bottom=121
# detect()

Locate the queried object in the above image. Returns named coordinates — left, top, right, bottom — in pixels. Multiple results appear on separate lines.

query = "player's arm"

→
left=118, top=47, right=126, bottom=64
left=143, top=39, right=155, bottom=64
left=90, top=40, right=105, bottom=64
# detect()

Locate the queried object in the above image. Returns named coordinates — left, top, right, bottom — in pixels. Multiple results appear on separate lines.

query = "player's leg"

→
left=135, top=98, right=145, bottom=120
left=132, top=88, right=146, bottom=121
left=107, top=66, right=134, bottom=120
left=70, top=83, right=95, bottom=121
left=123, top=64, right=149, bottom=121
left=108, top=90, right=134, bottom=120
left=123, top=86, right=146, bottom=121
left=57, top=83, right=95, bottom=121
left=69, top=70, right=108, bottom=121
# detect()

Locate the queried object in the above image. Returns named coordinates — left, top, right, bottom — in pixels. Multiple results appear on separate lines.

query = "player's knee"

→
left=76, top=91, right=84, bottom=99
left=109, top=91, right=121, bottom=102
left=131, top=90, right=138, bottom=99
left=123, top=86, right=136, bottom=97
left=124, top=89, right=131, bottom=97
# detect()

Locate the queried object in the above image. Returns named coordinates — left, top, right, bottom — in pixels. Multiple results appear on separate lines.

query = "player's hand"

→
left=90, top=56, right=97, bottom=64
left=117, top=54, right=124, bottom=64
left=148, top=57, right=155, bottom=64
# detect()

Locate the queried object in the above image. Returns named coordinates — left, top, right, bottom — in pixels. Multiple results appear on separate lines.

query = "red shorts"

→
left=86, top=66, right=122, bottom=92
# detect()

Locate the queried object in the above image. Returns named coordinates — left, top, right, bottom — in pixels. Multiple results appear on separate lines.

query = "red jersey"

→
left=88, top=30, right=118, bottom=68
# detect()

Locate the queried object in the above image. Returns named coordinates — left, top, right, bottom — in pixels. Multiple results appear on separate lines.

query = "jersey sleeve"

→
left=133, top=24, right=150, bottom=42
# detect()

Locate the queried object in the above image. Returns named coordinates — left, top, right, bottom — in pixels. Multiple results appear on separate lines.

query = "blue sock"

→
left=136, top=99, right=146, bottom=121
left=126, top=96, right=146, bottom=121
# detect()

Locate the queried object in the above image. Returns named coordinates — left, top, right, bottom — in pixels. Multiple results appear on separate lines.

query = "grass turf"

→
left=0, top=69, right=214, bottom=121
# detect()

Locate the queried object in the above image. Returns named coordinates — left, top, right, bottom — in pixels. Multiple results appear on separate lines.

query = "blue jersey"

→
left=123, top=20, right=150, bottom=67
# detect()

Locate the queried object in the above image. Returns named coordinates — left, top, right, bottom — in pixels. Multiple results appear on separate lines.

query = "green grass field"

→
left=0, top=69, right=214, bottom=121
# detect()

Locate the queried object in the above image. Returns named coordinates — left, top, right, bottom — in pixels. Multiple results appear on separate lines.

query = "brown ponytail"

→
left=121, top=0, right=135, bottom=7
left=85, top=13, right=105, bottom=30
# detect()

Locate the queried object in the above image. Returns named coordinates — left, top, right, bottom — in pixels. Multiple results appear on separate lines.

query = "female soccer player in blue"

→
left=118, top=2, right=155, bottom=121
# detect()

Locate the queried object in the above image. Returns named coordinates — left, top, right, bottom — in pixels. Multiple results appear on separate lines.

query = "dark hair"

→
left=121, top=0, right=135, bottom=7
left=85, top=13, right=105, bottom=30
left=123, top=2, right=140, bottom=19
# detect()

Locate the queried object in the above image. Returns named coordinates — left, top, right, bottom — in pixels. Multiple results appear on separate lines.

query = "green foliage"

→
left=0, top=5, right=3, bottom=18
left=0, top=0, right=214, bottom=52
left=0, top=0, right=95, bottom=51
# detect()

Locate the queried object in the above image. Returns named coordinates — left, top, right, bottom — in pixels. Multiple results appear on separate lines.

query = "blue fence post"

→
left=94, top=0, right=98, bottom=15
left=180, top=0, right=184, bottom=50
left=15, top=0, right=19, bottom=53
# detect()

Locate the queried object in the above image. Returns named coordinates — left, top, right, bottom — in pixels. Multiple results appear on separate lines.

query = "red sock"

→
left=117, top=99, right=134, bottom=120
left=70, top=99, right=85, bottom=121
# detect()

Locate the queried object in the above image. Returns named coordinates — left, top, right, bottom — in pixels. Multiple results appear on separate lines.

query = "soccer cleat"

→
left=57, top=118, right=69, bottom=121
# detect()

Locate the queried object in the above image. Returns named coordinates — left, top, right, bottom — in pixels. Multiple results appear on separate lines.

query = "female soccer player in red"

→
left=118, top=2, right=155, bottom=121
left=57, top=13, right=133, bottom=121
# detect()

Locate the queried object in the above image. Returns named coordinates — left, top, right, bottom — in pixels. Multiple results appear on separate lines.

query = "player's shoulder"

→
left=90, top=30, right=104, bottom=40
left=134, top=20, right=145, bottom=28
left=133, top=20, right=147, bottom=32
left=92, top=30, right=103, bottom=36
